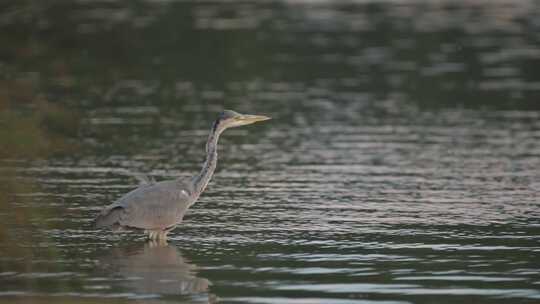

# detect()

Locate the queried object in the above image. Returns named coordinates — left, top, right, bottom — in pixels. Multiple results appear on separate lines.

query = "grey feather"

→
left=94, top=180, right=193, bottom=230
left=94, top=206, right=124, bottom=228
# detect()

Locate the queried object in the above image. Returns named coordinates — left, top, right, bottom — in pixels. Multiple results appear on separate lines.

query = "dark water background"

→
left=1, top=1, right=539, bottom=303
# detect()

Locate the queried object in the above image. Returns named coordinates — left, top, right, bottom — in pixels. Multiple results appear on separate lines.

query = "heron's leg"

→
left=148, top=234, right=167, bottom=246
left=148, top=230, right=166, bottom=241
left=157, top=230, right=168, bottom=241
left=164, top=225, right=176, bottom=234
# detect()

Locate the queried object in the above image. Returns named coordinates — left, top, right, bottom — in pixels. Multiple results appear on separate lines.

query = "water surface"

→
left=1, top=1, right=539, bottom=303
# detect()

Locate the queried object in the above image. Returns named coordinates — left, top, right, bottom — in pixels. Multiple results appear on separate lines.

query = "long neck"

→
left=192, top=121, right=222, bottom=195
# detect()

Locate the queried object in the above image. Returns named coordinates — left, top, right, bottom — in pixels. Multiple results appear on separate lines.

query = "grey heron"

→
left=94, top=110, right=270, bottom=240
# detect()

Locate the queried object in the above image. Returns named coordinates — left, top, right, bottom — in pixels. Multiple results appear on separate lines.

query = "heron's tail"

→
left=93, top=206, right=123, bottom=228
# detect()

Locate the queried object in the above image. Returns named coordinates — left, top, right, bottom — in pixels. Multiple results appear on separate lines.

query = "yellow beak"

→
left=238, top=114, right=271, bottom=123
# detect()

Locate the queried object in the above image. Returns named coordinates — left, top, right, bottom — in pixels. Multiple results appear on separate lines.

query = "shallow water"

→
left=1, top=1, right=540, bottom=304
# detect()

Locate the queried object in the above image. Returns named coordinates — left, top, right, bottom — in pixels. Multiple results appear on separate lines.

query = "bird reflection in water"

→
left=99, top=241, right=212, bottom=300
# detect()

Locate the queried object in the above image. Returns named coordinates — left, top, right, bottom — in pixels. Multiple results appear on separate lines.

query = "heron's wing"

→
left=117, top=180, right=192, bottom=230
left=94, top=205, right=124, bottom=228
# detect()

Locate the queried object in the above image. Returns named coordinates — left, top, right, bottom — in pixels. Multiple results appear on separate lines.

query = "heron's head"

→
left=215, top=110, right=271, bottom=130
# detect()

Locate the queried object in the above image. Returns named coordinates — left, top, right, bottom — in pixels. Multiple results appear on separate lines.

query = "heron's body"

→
left=96, top=180, right=194, bottom=237
left=94, top=110, right=270, bottom=240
